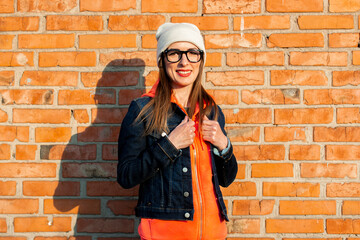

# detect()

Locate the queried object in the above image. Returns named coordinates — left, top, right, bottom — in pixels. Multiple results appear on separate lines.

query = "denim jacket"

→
left=117, top=97, right=238, bottom=221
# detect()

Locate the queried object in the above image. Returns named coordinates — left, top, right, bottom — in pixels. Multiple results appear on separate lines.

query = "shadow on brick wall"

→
left=46, top=59, right=147, bottom=239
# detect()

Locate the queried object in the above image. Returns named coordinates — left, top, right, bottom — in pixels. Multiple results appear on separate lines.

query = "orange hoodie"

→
left=138, top=82, right=227, bottom=240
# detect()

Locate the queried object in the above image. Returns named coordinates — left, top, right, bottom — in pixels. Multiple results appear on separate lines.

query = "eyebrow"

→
left=167, top=48, right=199, bottom=51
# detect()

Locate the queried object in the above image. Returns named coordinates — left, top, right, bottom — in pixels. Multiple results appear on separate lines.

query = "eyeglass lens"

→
left=165, top=50, right=202, bottom=63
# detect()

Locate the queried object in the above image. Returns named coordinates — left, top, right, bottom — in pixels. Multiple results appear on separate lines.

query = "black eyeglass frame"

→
left=163, top=49, right=204, bottom=63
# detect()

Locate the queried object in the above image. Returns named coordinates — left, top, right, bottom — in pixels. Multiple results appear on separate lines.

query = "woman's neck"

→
left=172, top=85, right=192, bottom=107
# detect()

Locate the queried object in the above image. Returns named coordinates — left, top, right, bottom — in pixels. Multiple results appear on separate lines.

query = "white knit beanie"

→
left=156, top=22, right=206, bottom=66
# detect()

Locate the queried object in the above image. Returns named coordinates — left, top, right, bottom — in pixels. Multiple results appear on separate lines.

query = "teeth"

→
left=178, top=71, right=191, bottom=74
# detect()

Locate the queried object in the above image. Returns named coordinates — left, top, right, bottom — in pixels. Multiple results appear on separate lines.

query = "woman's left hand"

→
left=201, top=116, right=228, bottom=151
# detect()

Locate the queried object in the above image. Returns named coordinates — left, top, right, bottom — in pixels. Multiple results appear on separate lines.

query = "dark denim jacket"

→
left=117, top=97, right=238, bottom=221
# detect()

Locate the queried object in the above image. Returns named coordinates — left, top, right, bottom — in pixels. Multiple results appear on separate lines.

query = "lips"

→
left=176, top=70, right=192, bottom=77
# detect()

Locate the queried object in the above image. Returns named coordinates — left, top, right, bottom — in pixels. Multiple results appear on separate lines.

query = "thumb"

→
left=181, top=116, right=189, bottom=124
left=203, top=115, right=209, bottom=121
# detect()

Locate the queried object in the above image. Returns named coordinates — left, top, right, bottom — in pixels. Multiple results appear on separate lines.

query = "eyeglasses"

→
left=163, top=49, right=203, bottom=63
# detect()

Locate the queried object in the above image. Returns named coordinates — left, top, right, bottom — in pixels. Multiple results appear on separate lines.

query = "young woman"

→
left=117, top=23, right=238, bottom=240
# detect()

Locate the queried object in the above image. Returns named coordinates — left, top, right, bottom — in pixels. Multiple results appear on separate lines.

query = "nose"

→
left=178, top=52, right=190, bottom=66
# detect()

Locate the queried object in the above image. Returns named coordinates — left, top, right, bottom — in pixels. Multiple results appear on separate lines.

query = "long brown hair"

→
left=136, top=53, right=218, bottom=135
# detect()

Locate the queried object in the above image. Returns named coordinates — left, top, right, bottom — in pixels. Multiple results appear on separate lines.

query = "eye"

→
left=167, top=50, right=180, bottom=57
left=187, top=50, right=200, bottom=56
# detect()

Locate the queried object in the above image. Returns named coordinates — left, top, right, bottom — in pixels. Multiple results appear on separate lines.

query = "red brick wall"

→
left=1, top=0, right=360, bottom=239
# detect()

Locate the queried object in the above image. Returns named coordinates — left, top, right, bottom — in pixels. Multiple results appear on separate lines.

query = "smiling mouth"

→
left=176, top=70, right=191, bottom=77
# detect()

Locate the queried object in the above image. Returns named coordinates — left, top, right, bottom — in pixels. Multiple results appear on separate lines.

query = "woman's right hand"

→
left=167, top=116, right=195, bottom=149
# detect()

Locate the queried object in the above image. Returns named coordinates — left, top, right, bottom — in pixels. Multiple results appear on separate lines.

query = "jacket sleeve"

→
left=213, top=106, right=238, bottom=188
left=117, top=100, right=182, bottom=189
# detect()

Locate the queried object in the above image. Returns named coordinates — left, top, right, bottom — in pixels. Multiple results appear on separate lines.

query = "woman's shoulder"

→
left=130, top=96, right=152, bottom=109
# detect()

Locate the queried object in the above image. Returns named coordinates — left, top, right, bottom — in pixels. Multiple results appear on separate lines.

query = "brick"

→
left=333, top=71, right=360, bottom=86
left=20, top=71, right=77, bottom=86
left=0, top=52, right=34, bottom=67
left=329, top=33, right=359, bottom=48
left=227, top=219, right=260, bottom=234
left=266, top=219, right=323, bottom=233
left=343, top=201, right=360, bottom=215
left=206, top=89, right=238, bottom=105
left=242, top=89, right=300, bottom=105
left=314, top=127, right=360, bottom=142
left=78, top=126, right=120, bottom=142
left=327, top=219, right=360, bottom=234
left=267, top=33, right=324, bottom=48
left=40, top=144, right=96, bottom=160
left=290, top=52, right=347, bottom=66
left=0, top=163, right=56, bottom=178
left=172, top=16, right=228, bottom=30
left=0, top=126, right=29, bottom=142
left=234, top=145, right=285, bottom=160
left=280, top=200, right=336, bottom=215
left=298, top=15, right=354, bottom=29
left=77, top=218, right=134, bottom=233
left=0, top=71, right=14, bottom=86
left=80, top=0, right=135, bottom=12
left=0, top=17, right=39, bottom=31
left=326, top=145, right=360, bottom=160
left=337, top=108, right=360, bottom=123
left=227, top=52, right=284, bottom=66
left=33, top=238, right=67, bottom=240
left=142, top=0, right=197, bottom=12
left=58, top=89, right=116, bottom=105
left=142, top=34, right=156, bottom=49
left=14, top=217, right=71, bottom=232
left=233, top=200, right=275, bottom=215
left=301, top=163, right=357, bottom=178
left=39, top=52, right=96, bottom=67
left=91, top=108, right=128, bottom=124
left=44, top=199, right=100, bottom=214
left=265, top=127, right=306, bottom=142
left=62, top=163, right=117, bottom=178
left=0, top=0, right=14, bottom=13
left=305, top=89, right=360, bottom=105
left=0, top=144, right=10, bottom=160
left=224, top=108, right=271, bottom=124
left=267, top=0, right=323, bottom=12
left=327, top=183, right=360, bottom=197
left=107, top=200, right=137, bottom=215
left=275, top=108, right=333, bottom=124
left=118, top=89, right=144, bottom=105
left=205, top=34, right=262, bottom=49
left=290, top=145, right=321, bottom=160
left=226, top=126, right=260, bottom=142
left=103, top=144, right=117, bottom=161
left=109, top=15, right=165, bottom=31
left=0, top=181, right=16, bottom=196
left=13, top=109, right=70, bottom=124
left=46, top=15, right=103, bottom=31
left=234, top=15, right=290, bottom=30
left=144, top=71, right=159, bottom=86
left=329, top=0, right=360, bottom=12
left=79, top=34, right=136, bottom=49
left=81, top=72, right=138, bottom=88
left=271, top=70, right=327, bottom=86
left=18, top=0, right=76, bottom=12
left=0, top=109, right=7, bottom=122
left=207, top=71, right=264, bottom=86
left=35, top=127, right=71, bottom=143
left=221, top=182, right=256, bottom=196
left=87, top=181, right=138, bottom=196
left=263, top=182, right=320, bottom=197
left=205, top=52, right=222, bottom=67
left=0, top=199, right=38, bottom=214
left=354, top=51, right=360, bottom=65
left=16, top=145, right=37, bottom=160
left=0, top=89, right=53, bottom=105
left=0, top=219, right=6, bottom=232
left=19, top=34, right=74, bottom=49
left=100, top=51, right=156, bottom=67
left=0, top=35, right=14, bottom=49
left=236, top=164, right=246, bottom=179
left=23, top=181, right=80, bottom=196
left=73, top=109, right=89, bottom=123
left=252, top=163, right=293, bottom=178
left=203, top=0, right=261, bottom=14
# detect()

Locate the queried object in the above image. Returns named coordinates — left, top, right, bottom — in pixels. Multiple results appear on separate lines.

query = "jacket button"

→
left=184, top=192, right=189, bottom=197
left=182, top=167, right=188, bottom=173
left=184, top=212, right=190, bottom=218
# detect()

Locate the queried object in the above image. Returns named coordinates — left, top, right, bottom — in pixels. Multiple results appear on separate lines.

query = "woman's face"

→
left=164, top=42, right=202, bottom=90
